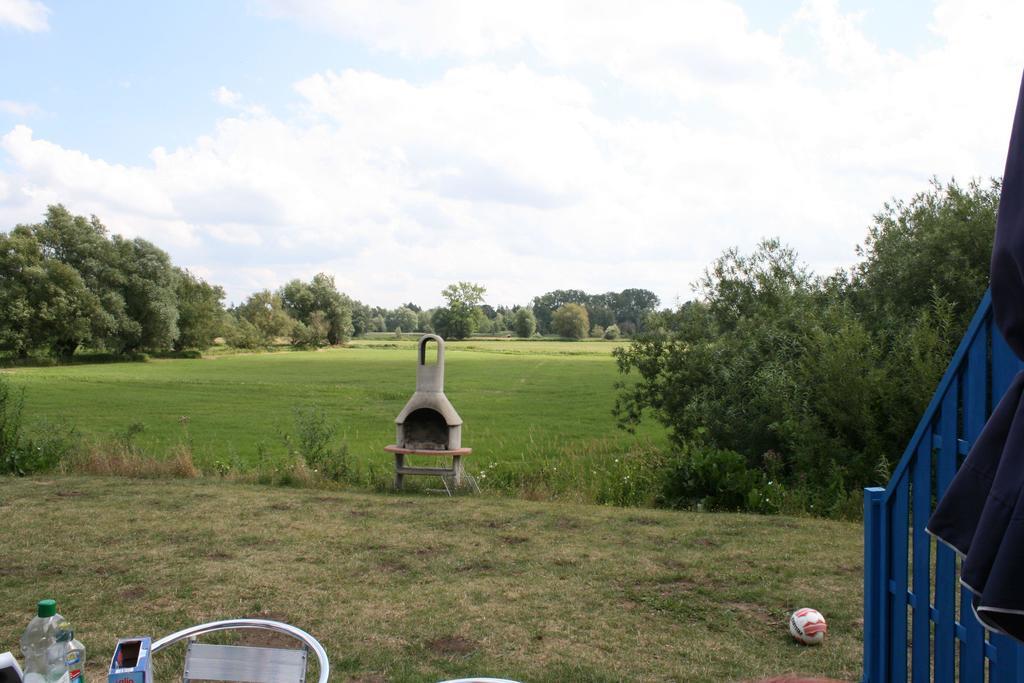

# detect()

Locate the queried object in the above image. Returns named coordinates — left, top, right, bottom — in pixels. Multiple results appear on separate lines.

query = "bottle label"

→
left=65, top=649, right=83, bottom=682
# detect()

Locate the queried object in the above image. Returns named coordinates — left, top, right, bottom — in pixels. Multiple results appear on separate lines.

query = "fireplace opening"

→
left=402, top=408, right=449, bottom=450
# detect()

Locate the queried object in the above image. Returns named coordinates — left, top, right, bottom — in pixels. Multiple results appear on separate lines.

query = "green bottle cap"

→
left=37, top=599, right=56, bottom=617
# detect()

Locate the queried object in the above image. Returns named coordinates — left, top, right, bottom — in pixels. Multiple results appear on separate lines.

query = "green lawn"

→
left=0, top=476, right=863, bottom=682
left=3, top=340, right=666, bottom=481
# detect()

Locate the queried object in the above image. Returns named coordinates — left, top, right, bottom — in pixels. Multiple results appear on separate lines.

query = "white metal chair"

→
left=152, top=619, right=329, bottom=683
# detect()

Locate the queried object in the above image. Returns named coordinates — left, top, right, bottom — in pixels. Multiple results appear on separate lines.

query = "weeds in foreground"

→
left=0, top=375, right=76, bottom=475
left=67, top=441, right=199, bottom=479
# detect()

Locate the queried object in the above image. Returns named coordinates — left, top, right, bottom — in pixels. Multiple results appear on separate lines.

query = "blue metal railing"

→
left=862, top=289, right=1024, bottom=682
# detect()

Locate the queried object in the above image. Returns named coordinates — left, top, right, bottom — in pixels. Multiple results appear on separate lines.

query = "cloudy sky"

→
left=1, top=0, right=1022, bottom=308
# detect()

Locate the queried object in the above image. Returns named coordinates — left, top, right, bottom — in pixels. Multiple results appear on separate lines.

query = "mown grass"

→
left=1, top=340, right=665, bottom=491
left=0, top=476, right=863, bottom=682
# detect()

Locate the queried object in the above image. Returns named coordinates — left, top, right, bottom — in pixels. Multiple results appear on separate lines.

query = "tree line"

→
left=0, top=205, right=662, bottom=359
left=614, top=178, right=999, bottom=514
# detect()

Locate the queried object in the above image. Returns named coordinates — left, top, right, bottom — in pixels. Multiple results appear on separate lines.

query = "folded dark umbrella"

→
left=928, top=68, right=1024, bottom=642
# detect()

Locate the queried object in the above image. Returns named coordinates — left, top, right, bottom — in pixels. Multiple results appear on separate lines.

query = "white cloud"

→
left=213, top=86, right=243, bottom=107
left=0, top=0, right=49, bottom=31
left=0, top=100, right=41, bottom=117
left=2, top=0, right=1023, bottom=307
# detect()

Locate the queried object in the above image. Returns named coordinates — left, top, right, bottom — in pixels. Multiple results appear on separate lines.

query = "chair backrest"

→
left=184, top=642, right=307, bottom=683
left=152, top=619, right=328, bottom=683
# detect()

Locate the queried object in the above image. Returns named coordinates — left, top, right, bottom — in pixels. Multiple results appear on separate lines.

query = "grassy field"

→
left=2, top=339, right=667, bottom=497
left=0, top=476, right=863, bottom=682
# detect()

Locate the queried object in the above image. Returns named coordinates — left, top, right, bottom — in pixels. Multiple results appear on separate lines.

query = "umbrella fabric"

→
left=927, top=69, right=1024, bottom=641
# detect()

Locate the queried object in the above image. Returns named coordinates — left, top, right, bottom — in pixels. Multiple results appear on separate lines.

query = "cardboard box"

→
left=107, top=637, right=152, bottom=683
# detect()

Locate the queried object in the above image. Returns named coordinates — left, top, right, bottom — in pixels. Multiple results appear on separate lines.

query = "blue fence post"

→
left=933, top=384, right=959, bottom=683
left=911, top=433, right=933, bottom=683
left=959, top=318, right=990, bottom=683
left=862, top=486, right=886, bottom=683
left=889, top=476, right=910, bottom=682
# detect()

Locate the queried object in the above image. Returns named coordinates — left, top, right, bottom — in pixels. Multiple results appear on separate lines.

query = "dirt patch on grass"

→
left=553, top=516, right=581, bottom=529
left=265, top=502, right=296, bottom=511
left=236, top=612, right=302, bottom=649
left=654, top=577, right=699, bottom=597
left=378, top=558, right=410, bottom=573
left=425, top=635, right=476, bottom=657
left=485, top=519, right=510, bottom=529
left=456, top=559, right=494, bottom=573
left=691, top=537, right=719, bottom=547
left=203, top=549, right=235, bottom=561
left=500, top=535, right=529, bottom=545
left=725, top=602, right=776, bottom=626
left=94, top=565, right=128, bottom=577
left=118, top=586, right=146, bottom=601
left=627, top=515, right=661, bottom=526
left=54, top=490, right=86, bottom=498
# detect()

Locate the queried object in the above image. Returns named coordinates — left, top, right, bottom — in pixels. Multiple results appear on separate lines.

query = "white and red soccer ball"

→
left=789, top=608, right=827, bottom=645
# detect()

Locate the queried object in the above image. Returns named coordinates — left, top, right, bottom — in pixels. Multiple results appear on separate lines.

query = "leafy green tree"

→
left=350, top=301, right=372, bottom=337
left=552, top=303, right=590, bottom=339
left=531, top=289, right=589, bottom=334
left=512, top=307, right=537, bottom=338
left=417, top=309, right=434, bottom=333
left=387, top=306, right=419, bottom=333
left=278, top=273, right=353, bottom=345
left=850, top=178, right=998, bottom=336
left=111, top=236, right=180, bottom=352
left=614, top=240, right=888, bottom=493
left=603, top=324, right=621, bottom=340
left=0, top=228, right=103, bottom=358
left=432, top=282, right=487, bottom=340
left=587, top=294, right=616, bottom=328
left=223, top=317, right=264, bottom=349
left=24, top=206, right=135, bottom=352
left=234, top=290, right=293, bottom=343
left=290, top=310, right=329, bottom=347
left=472, top=307, right=491, bottom=334
left=173, top=268, right=226, bottom=350
left=613, top=288, right=660, bottom=331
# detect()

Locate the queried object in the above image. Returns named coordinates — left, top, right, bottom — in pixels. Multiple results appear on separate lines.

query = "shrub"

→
left=603, top=324, right=620, bottom=340
left=590, top=325, right=605, bottom=338
left=289, top=405, right=351, bottom=482
left=658, top=447, right=761, bottom=511
left=224, top=317, right=265, bottom=349
left=0, top=376, right=26, bottom=473
left=0, top=377, right=75, bottom=475
left=512, top=308, right=537, bottom=338
left=552, top=303, right=590, bottom=339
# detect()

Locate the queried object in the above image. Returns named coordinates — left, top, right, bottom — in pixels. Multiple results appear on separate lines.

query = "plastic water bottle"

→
left=20, top=599, right=71, bottom=683
left=63, top=633, right=85, bottom=683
